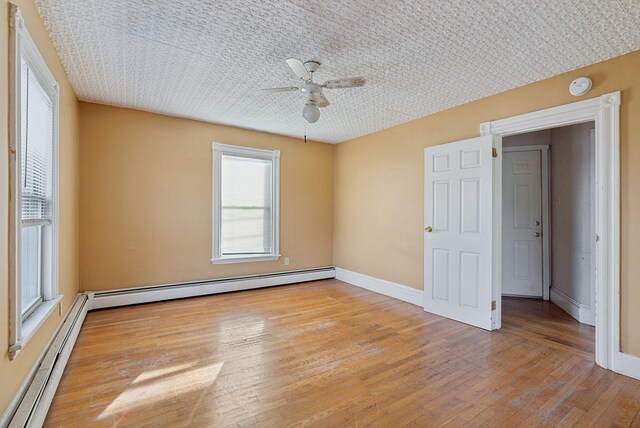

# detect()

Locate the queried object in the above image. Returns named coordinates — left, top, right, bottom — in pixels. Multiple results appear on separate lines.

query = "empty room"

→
left=1, top=0, right=640, bottom=427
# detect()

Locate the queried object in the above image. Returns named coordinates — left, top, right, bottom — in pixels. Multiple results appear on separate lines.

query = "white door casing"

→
left=424, top=135, right=497, bottom=331
left=502, top=151, right=543, bottom=297
left=420, top=92, right=626, bottom=376
left=480, top=91, right=624, bottom=374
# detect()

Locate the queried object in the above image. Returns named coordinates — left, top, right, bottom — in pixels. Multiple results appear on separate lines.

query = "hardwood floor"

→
left=45, top=280, right=639, bottom=427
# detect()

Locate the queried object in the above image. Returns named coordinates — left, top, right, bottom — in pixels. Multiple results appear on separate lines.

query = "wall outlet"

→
left=284, top=257, right=290, bottom=266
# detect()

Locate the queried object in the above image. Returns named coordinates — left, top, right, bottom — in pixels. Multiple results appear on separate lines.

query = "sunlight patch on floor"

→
left=98, top=361, right=224, bottom=420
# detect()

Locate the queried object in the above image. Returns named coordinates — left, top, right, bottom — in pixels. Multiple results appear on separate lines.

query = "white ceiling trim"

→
left=35, top=0, right=640, bottom=144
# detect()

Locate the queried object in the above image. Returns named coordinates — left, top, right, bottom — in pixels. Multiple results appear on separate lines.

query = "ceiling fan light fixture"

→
left=264, top=57, right=367, bottom=126
left=303, top=100, right=320, bottom=123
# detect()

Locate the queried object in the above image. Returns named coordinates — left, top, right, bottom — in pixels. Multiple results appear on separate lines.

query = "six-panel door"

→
left=501, top=150, right=543, bottom=297
left=424, top=136, right=495, bottom=330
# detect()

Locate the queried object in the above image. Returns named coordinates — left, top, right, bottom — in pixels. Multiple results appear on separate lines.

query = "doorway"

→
left=501, top=122, right=596, bottom=329
left=424, top=91, right=621, bottom=371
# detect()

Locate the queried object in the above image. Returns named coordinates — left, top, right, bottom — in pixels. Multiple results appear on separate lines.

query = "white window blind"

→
left=221, top=154, right=273, bottom=255
left=20, top=58, right=53, bottom=224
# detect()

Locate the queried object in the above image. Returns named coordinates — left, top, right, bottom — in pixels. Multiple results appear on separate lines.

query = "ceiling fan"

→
left=262, top=58, right=366, bottom=123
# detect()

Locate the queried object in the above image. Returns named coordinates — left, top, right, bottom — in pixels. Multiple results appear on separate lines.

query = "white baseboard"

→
left=89, top=267, right=335, bottom=310
left=335, top=267, right=423, bottom=306
left=4, top=294, right=89, bottom=428
left=550, top=287, right=595, bottom=326
left=614, top=351, right=640, bottom=381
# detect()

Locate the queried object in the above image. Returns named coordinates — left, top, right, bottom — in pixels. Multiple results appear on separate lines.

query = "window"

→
left=212, top=143, right=280, bottom=264
left=8, top=7, right=60, bottom=359
left=20, top=56, right=54, bottom=318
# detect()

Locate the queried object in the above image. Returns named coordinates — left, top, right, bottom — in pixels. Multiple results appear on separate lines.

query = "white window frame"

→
left=8, top=6, right=61, bottom=360
left=211, top=143, right=280, bottom=264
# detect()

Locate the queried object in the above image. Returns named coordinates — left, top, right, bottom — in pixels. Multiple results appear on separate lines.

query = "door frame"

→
left=502, top=145, right=551, bottom=301
left=481, top=91, right=620, bottom=371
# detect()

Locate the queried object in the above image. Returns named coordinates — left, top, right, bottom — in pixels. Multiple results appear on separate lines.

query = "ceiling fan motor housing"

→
left=301, top=81, right=322, bottom=95
left=304, top=60, right=321, bottom=73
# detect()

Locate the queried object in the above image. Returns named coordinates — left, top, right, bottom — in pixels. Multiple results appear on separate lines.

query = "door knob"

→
left=425, top=226, right=433, bottom=233
left=533, top=232, right=541, bottom=238
left=533, top=220, right=540, bottom=226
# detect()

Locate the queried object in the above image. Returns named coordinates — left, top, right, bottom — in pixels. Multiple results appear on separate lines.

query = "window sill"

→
left=211, top=255, right=280, bottom=265
left=10, top=295, right=62, bottom=360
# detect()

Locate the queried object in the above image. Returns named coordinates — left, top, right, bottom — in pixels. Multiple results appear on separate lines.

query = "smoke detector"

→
left=569, top=77, right=592, bottom=96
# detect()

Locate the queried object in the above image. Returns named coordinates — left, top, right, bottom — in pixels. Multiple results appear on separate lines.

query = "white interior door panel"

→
left=424, top=135, right=497, bottom=330
left=502, top=151, right=543, bottom=297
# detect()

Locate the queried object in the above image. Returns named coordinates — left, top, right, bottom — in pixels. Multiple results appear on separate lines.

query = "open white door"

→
left=424, top=135, right=499, bottom=331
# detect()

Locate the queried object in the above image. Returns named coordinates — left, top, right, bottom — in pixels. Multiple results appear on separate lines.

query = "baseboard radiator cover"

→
left=89, top=267, right=336, bottom=310
left=3, top=294, right=89, bottom=428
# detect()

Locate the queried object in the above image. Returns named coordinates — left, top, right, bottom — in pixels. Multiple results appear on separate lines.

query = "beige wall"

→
left=79, top=103, right=334, bottom=291
left=1, top=0, right=80, bottom=416
left=334, top=50, right=640, bottom=355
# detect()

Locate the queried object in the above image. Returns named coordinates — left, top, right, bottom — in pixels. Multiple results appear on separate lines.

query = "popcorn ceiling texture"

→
left=35, top=0, right=640, bottom=143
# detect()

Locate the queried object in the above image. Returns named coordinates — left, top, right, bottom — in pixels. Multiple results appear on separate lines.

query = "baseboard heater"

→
left=5, top=294, right=89, bottom=428
left=89, top=267, right=336, bottom=310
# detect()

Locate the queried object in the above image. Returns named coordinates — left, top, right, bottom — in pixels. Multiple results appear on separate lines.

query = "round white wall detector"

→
left=569, top=77, right=592, bottom=96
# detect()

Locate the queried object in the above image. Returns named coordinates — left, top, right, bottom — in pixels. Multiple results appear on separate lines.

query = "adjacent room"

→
left=1, top=0, right=640, bottom=426
left=501, top=123, right=597, bottom=359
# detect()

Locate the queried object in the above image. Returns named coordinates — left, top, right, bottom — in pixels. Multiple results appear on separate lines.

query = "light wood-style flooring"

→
left=45, top=279, right=639, bottom=427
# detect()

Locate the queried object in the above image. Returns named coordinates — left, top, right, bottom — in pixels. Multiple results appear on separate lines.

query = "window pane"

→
left=21, top=225, right=42, bottom=314
left=221, top=154, right=273, bottom=254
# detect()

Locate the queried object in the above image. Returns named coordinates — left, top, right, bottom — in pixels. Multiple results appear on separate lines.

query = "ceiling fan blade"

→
left=323, top=76, right=366, bottom=89
left=286, top=58, right=311, bottom=81
left=316, top=92, right=330, bottom=108
left=262, top=86, right=299, bottom=93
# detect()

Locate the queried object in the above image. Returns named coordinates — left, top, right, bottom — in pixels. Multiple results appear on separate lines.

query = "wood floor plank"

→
left=554, top=407, right=586, bottom=427
left=44, top=281, right=639, bottom=427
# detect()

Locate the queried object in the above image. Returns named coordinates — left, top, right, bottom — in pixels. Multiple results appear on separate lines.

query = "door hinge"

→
left=492, top=148, right=498, bottom=158
left=491, top=300, right=496, bottom=311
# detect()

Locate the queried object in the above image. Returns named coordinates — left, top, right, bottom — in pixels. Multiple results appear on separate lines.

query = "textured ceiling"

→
left=35, top=0, right=640, bottom=143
